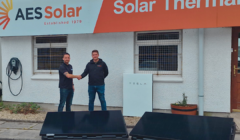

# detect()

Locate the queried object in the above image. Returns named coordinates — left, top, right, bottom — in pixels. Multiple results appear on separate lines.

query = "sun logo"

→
left=0, top=0, right=13, bottom=30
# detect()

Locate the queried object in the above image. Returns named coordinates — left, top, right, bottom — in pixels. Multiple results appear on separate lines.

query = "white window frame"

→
left=33, top=35, right=68, bottom=74
left=134, top=30, right=182, bottom=75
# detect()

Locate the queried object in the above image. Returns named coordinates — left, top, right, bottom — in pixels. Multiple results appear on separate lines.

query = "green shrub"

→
left=172, top=93, right=188, bottom=106
left=0, top=102, right=40, bottom=114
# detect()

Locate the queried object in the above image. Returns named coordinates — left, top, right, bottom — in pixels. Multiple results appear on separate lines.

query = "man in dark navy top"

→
left=80, top=50, right=109, bottom=111
left=58, top=53, right=81, bottom=112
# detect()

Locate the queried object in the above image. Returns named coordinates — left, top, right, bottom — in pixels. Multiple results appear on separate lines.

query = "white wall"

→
left=68, top=33, right=134, bottom=106
left=153, top=28, right=232, bottom=113
left=153, top=29, right=199, bottom=110
left=1, top=32, right=134, bottom=107
left=204, top=28, right=231, bottom=112
left=0, top=38, right=2, bottom=84
left=1, top=28, right=232, bottom=113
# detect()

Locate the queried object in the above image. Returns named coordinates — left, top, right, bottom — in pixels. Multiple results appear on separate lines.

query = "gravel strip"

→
left=0, top=110, right=141, bottom=126
left=0, top=111, right=46, bottom=123
left=124, top=116, right=141, bottom=126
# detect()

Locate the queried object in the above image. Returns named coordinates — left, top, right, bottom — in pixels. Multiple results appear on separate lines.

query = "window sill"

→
left=31, top=74, right=59, bottom=80
left=153, top=75, right=183, bottom=83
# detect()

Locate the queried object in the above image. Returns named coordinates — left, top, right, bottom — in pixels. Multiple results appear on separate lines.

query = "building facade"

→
left=1, top=0, right=240, bottom=114
left=0, top=28, right=232, bottom=113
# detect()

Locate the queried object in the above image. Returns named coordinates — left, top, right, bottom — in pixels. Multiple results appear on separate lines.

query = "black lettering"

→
left=26, top=8, right=34, bottom=20
left=35, top=7, right=42, bottom=19
left=15, top=8, right=25, bottom=20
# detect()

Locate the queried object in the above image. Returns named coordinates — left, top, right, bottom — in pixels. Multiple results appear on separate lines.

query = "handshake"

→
left=76, top=75, right=82, bottom=80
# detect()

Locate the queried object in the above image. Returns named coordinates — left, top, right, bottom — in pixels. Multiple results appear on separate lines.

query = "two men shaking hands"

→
left=58, top=50, right=109, bottom=112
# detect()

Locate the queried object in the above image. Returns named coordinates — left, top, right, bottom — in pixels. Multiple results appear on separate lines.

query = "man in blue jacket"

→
left=80, top=50, right=109, bottom=111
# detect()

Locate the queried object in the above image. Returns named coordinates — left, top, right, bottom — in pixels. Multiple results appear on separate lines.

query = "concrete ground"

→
left=0, top=121, right=239, bottom=140
left=3, top=102, right=231, bottom=118
left=0, top=109, right=238, bottom=140
left=230, top=113, right=240, bottom=132
left=0, top=121, right=132, bottom=140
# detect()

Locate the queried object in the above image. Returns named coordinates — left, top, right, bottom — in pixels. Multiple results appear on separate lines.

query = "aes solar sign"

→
left=1, top=0, right=240, bottom=36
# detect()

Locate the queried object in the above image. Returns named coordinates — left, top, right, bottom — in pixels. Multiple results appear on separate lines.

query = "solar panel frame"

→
left=40, top=110, right=128, bottom=139
left=130, top=112, right=235, bottom=140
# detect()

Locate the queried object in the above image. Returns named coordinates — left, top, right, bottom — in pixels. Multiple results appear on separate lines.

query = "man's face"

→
left=92, top=52, right=99, bottom=60
left=63, top=54, right=70, bottom=64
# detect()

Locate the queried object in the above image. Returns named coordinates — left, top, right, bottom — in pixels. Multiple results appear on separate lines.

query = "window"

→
left=33, top=36, right=67, bottom=74
left=135, top=31, right=182, bottom=75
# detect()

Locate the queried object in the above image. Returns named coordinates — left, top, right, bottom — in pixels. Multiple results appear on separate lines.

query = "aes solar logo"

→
left=15, top=4, right=82, bottom=20
left=0, top=0, right=13, bottom=30
left=0, top=0, right=83, bottom=30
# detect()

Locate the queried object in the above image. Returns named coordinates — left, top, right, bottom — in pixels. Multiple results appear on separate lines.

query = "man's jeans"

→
left=58, top=88, right=74, bottom=112
left=88, top=85, right=107, bottom=111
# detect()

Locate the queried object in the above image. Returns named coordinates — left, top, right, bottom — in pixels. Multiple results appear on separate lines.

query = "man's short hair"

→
left=63, top=53, right=70, bottom=57
left=92, top=50, right=99, bottom=54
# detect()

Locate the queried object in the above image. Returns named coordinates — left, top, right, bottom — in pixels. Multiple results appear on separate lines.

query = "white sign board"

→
left=123, top=73, right=153, bottom=117
left=0, top=0, right=103, bottom=36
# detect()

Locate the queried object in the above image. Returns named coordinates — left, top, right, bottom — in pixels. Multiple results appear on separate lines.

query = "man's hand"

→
left=77, top=75, right=82, bottom=80
left=64, top=72, right=82, bottom=80
left=73, top=85, right=75, bottom=92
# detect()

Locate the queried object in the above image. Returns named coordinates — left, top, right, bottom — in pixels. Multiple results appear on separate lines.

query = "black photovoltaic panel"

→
left=130, top=112, right=235, bottom=140
left=40, top=111, right=128, bottom=139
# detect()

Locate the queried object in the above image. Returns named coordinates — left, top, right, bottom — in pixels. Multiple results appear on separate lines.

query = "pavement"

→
left=0, top=121, right=43, bottom=140
left=230, top=113, right=240, bottom=132
left=0, top=121, right=239, bottom=140
left=0, top=112, right=240, bottom=140
left=0, top=121, right=133, bottom=140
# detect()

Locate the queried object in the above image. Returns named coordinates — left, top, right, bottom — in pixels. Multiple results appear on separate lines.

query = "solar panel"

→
left=40, top=110, right=128, bottom=139
left=130, top=112, right=236, bottom=140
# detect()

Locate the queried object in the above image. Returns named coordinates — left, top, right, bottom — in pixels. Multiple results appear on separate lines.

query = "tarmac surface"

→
left=1, top=112, right=240, bottom=140
left=0, top=121, right=238, bottom=140
left=0, top=121, right=132, bottom=140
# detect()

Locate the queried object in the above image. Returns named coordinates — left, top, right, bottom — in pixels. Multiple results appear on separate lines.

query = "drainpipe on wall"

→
left=198, top=28, right=204, bottom=116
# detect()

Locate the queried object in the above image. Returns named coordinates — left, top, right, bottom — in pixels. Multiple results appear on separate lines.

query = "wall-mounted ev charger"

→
left=6, top=57, right=23, bottom=96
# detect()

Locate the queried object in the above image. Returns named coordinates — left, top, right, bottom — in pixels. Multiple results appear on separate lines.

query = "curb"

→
left=0, top=120, right=135, bottom=140
left=0, top=119, right=136, bottom=128
left=126, top=125, right=135, bottom=128
left=0, top=119, right=44, bottom=123
left=236, top=130, right=240, bottom=134
left=0, top=138, right=41, bottom=140
left=0, top=138, right=16, bottom=140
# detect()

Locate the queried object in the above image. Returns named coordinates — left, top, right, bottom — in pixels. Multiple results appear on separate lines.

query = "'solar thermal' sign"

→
left=0, top=0, right=240, bottom=36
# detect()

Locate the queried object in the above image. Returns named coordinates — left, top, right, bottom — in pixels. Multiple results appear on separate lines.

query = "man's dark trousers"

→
left=88, top=85, right=106, bottom=111
left=58, top=88, right=74, bottom=112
